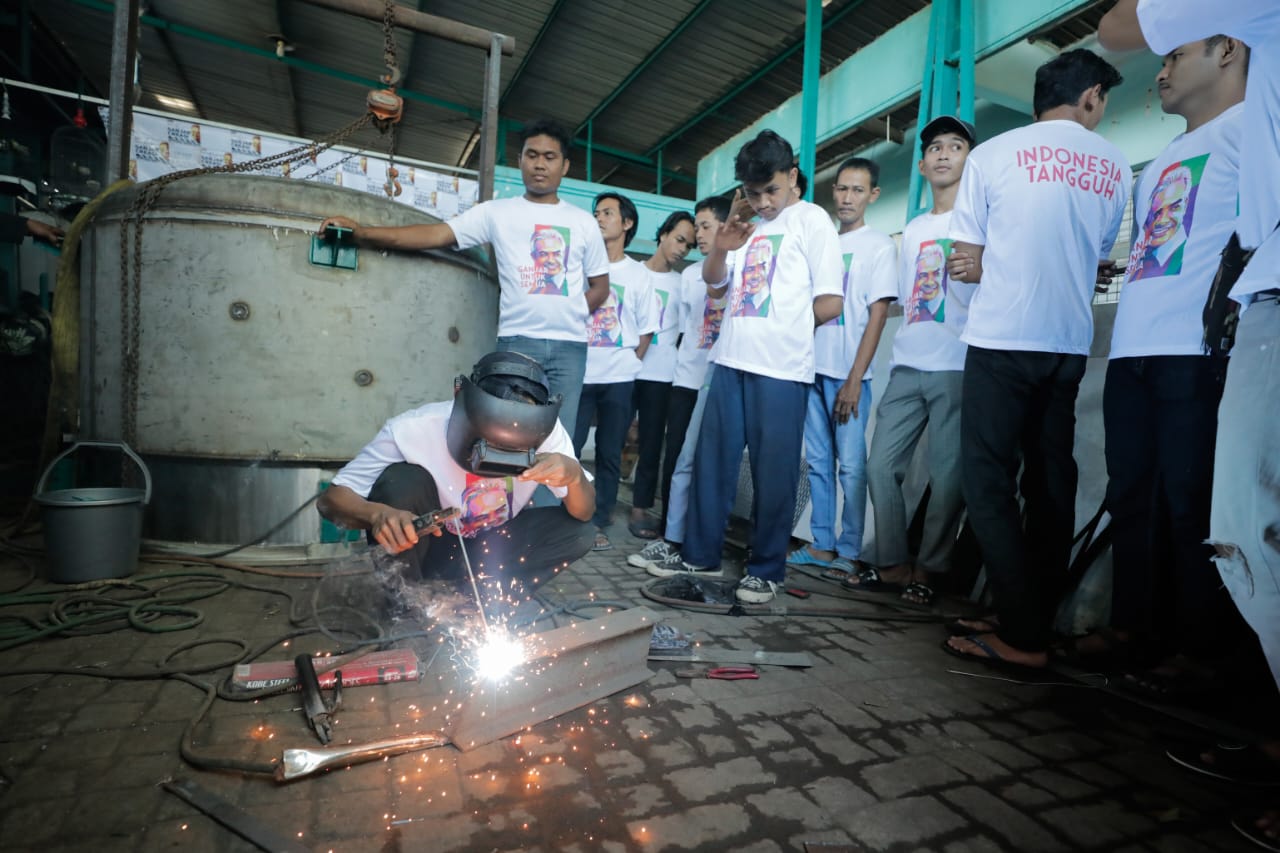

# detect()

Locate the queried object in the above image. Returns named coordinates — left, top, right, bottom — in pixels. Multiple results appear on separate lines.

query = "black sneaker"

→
left=645, top=552, right=723, bottom=578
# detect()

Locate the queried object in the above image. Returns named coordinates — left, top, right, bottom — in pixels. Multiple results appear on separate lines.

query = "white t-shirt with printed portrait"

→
left=1136, top=0, right=1280, bottom=299
left=891, top=210, right=976, bottom=372
left=813, top=225, right=898, bottom=381
left=951, top=120, right=1130, bottom=354
left=671, top=260, right=728, bottom=391
left=712, top=200, right=845, bottom=383
left=448, top=196, right=611, bottom=342
left=636, top=267, right=684, bottom=383
left=1111, top=104, right=1243, bottom=358
left=584, top=256, right=659, bottom=384
left=330, top=401, right=586, bottom=538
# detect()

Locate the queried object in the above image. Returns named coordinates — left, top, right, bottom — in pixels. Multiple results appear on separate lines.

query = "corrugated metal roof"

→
left=27, top=0, right=1111, bottom=199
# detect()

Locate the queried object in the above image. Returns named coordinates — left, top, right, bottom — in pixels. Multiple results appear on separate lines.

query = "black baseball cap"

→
left=919, top=115, right=977, bottom=148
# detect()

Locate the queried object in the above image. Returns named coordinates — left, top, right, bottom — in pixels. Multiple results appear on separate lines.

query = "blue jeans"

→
left=573, top=381, right=634, bottom=529
left=663, top=366, right=715, bottom=545
left=496, top=336, right=588, bottom=438
left=684, top=366, right=807, bottom=583
left=804, top=374, right=871, bottom=559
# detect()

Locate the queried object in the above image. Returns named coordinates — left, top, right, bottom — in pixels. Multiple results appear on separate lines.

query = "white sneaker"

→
left=735, top=575, right=778, bottom=603
left=645, top=552, right=723, bottom=578
left=627, top=539, right=674, bottom=569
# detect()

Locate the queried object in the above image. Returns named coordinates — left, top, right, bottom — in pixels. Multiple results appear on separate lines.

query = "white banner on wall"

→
left=126, top=111, right=478, bottom=220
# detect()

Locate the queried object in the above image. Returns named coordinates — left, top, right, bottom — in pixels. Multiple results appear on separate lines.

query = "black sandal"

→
left=841, top=566, right=904, bottom=593
left=901, top=581, right=935, bottom=606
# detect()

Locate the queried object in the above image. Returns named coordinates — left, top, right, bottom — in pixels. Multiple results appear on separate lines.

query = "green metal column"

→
left=798, top=0, right=822, bottom=200
left=905, top=0, right=975, bottom=220
left=586, top=120, right=594, bottom=182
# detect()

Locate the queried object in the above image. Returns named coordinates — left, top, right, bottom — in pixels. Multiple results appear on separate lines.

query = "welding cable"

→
left=178, top=493, right=322, bottom=560
left=0, top=543, right=37, bottom=594
left=637, top=576, right=959, bottom=622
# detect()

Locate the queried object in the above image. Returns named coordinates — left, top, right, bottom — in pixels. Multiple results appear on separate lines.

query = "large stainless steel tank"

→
left=79, top=174, right=497, bottom=553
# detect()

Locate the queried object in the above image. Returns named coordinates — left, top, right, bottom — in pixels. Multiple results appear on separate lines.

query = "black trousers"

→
left=1103, top=355, right=1239, bottom=653
left=961, top=346, right=1086, bottom=652
left=366, top=463, right=594, bottom=591
left=660, top=385, right=699, bottom=533
left=631, top=379, right=672, bottom=510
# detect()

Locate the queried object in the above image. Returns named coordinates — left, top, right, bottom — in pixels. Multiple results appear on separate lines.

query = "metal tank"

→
left=79, top=174, right=498, bottom=554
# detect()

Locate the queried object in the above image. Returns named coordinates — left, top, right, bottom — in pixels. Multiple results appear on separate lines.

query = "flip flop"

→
left=786, top=547, right=832, bottom=568
left=1166, top=743, right=1280, bottom=787
left=901, top=580, right=936, bottom=607
left=941, top=634, right=1047, bottom=676
left=1232, top=809, right=1280, bottom=853
left=821, top=557, right=859, bottom=581
left=841, top=565, right=904, bottom=593
left=592, top=530, right=612, bottom=552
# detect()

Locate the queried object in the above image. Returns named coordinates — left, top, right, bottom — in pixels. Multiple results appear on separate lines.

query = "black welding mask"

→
left=446, top=351, right=563, bottom=477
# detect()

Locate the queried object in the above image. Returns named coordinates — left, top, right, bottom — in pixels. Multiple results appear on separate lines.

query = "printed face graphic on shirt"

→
left=588, top=284, right=625, bottom=347
left=732, top=234, right=781, bottom=318
left=451, top=475, right=513, bottom=537
left=821, top=253, right=854, bottom=328
left=1128, top=155, right=1207, bottom=282
left=526, top=225, right=570, bottom=295
left=906, top=239, right=952, bottom=325
left=698, top=293, right=728, bottom=349
left=652, top=288, right=671, bottom=343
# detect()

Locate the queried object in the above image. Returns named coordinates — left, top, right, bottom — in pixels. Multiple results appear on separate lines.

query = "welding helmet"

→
left=446, top=351, right=563, bottom=477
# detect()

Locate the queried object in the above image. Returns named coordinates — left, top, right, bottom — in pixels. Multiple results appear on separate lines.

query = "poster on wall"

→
left=124, top=111, right=478, bottom=221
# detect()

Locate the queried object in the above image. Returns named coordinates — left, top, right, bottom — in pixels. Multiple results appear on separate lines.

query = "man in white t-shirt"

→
left=573, top=192, right=658, bottom=551
left=679, top=131, right=845, bottom=605
left=1092, top=35, right=1250, bottom=696
left=317, top=351, right=595, bottom=594
left=861, top=116, right=977, bottom=607
left=318, top=119, right=610, bottom=438
left=943, top=50, right=1129, bottom=670
left=1102, top=2, right=1280, bottom=844
left=628, top=211, right=696, bottom=540
left=787, top=157, right=897, bottom=579
left=632, top=196, right=730, bottom=575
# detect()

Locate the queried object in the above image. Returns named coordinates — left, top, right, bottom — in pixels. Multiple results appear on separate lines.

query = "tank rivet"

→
left=448, top=326, right=460, bottom=343
left=229, top=301, right=251, bottom=321
left=353, top=369, right=374, bottom=386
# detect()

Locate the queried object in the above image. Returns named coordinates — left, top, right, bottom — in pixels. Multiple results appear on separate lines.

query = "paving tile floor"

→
left=0, top=503, right=1274, bottom=853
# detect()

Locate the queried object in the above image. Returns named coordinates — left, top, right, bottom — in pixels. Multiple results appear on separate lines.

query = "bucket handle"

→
left=36, top=441, right=152, bottom=505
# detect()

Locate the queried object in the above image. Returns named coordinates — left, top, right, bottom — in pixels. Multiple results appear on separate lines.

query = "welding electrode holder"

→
left=411, top=506, right=461, bottom=534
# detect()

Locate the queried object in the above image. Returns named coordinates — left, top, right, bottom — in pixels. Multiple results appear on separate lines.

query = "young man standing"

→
left=1095, top=35, right=1248, bottom=691
left=944, top=50, right=1129, bottom=669
left=788, top=158, right=897, bottom=578
left=1102, top=5, right=1280, bottom=846
left=628, top=211, right=696, bottom=540
left=630, top=196, right=730, bottom=574
left=680, top=131, right=844, bottom=604
left=574, top=192, right=657, bottom=551
left=318, top=119, right=610, bottom=438
left=860, top=116, right=976, bottom=606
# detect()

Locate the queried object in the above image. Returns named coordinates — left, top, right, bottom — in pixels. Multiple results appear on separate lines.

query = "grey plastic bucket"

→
left=35, top=441, right=152, bottom=584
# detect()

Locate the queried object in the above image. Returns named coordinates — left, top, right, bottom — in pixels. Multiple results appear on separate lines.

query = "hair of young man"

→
left=655, top=210, right=695, bottom=241
left=595, top=191, right=640, bottom=247
left=835, top=156, right=880, bottom=189
left=694, top=195, right=732, bottom=222
left=734, top=130, right=796, bottom=184
left=1203, top=34, right=1251, bottom=74
left=520, top=118, right=573, bottom=160
left=1032, top=49, right=1124, bottom=117
left=795, top=168, right=808, bottom=197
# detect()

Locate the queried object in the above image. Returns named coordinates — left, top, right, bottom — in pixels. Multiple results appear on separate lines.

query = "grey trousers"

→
left=1210, top=296, right=1280, bottom=689
left=866, top=365, right=965, bottom=573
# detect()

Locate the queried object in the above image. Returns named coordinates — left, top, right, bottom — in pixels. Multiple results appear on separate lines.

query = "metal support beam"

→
left=274, top=0, right=304, bottom=135
left=573, top=0, right=715, bottom=137
left=499, top=0, right=568, bottom=106
left=905, top=0, right=975, bottom=220
left=292, top=0, right=514, bottom=55
left=478, top=32, right=503, bottom=202
left=649, top=0, right=870, bottom=157
left=106, top=0, right=140, bottom=183
left=70, top=0, right=481, bottom=119
left=586, top=120, right=593, bottom=182
left=798, top=0, right=821, bottom=200
left=19, top=0, right=30, bottom=78
left=155, top=27, right=206, bottom=120
left=655, top=148, right=663, bottom=194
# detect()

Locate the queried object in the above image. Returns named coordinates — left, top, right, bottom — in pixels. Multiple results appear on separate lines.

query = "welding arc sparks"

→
left=474, top=633, right=525, bottom=681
